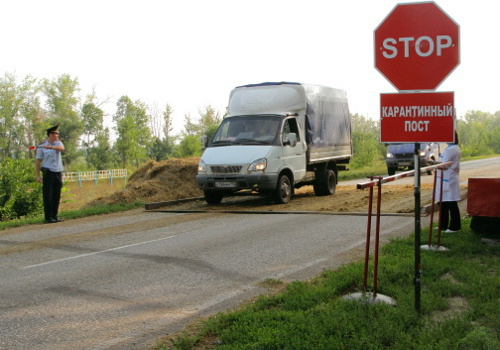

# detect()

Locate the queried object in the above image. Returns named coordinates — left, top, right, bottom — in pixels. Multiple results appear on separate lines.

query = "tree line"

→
left=1, top=71, right=499, bottom=171
left=0, top=72, right=223, bottom=171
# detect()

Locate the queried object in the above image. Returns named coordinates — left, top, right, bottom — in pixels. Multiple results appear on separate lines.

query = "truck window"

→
left=283, top=118, right=300, bottom=143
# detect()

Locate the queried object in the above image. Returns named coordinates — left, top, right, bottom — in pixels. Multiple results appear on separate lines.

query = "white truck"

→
left=196, top=82, right=352, bottom=204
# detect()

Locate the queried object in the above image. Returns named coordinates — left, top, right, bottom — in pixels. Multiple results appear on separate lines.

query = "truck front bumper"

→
left=196, top=173, right=278, bottom=191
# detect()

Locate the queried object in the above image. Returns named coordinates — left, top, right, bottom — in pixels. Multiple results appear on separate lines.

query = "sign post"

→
left=414, top=143, right=421, bottom=311
left=374, top=1, right=460, bottom=313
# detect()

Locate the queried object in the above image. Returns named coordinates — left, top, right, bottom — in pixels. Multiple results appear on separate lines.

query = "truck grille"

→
left=210, top=165, right=242, bottom=174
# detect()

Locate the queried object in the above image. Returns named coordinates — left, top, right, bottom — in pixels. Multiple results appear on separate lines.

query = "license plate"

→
left=215, top=181, right=237, bottom=188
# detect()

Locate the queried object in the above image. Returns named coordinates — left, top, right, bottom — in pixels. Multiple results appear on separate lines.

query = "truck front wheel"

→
left=388, top=166, right=397, bottom=176
left=314, top=169, right=336, bottom=196
left=274, top=174, right=292, bottom=204
left=204, top=190, right=223, bottom=205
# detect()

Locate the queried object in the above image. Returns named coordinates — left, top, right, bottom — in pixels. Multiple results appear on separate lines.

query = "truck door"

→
left=281, top=118, right=306, bottom=182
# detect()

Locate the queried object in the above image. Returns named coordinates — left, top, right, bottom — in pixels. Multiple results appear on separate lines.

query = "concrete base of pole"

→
left=420, top=244, right=449, bottom=251
left=343, top=292, right=396, bottom=305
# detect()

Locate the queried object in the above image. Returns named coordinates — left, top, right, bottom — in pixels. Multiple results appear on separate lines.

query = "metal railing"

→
left=62, top=169, right=128, bottom=186
left=355, top=162, right=452, bottom=304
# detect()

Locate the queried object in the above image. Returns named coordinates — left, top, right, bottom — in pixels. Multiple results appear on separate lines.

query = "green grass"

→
left=0, top=201, right=144, bottom=231
left=0, top=178, right=142, bottom=231
left=339, top=159, right=388, bottom=181
left=160, top=217, right=499, bottom=349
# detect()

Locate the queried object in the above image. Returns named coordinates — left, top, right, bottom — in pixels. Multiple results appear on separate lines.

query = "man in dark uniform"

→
left=35, top=125, right=65, bottom=223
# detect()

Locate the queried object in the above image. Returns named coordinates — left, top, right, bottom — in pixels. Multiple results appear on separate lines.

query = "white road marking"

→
left=22, top=235, right=176, bottom=269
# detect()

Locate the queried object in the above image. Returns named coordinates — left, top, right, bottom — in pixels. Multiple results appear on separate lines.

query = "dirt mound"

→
left=87, top=157, right=202, bottom=207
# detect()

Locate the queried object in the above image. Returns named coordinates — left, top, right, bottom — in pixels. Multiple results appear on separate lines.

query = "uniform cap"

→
left=46, top=125, right=60, bottom=134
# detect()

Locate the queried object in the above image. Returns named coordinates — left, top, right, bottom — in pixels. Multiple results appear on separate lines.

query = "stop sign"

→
left=374, top=2, right=460, bottom=91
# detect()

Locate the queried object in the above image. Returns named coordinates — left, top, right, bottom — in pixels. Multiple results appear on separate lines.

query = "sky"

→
left=3, top=0, right=499, bottom=134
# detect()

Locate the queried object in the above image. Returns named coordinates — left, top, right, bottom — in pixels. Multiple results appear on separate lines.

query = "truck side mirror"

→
left=284, top=133, right=297, bottom=147
left=200, top=135, right=208, bottom=150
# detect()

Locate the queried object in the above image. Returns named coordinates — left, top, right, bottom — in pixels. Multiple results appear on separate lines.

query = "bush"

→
left=351, top=131, right=383, bottom=169
left=0, top=158, right=43, bottom=220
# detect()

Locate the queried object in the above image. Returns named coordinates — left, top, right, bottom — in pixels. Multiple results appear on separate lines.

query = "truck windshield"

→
left=210, top=115, right=281, bottom=146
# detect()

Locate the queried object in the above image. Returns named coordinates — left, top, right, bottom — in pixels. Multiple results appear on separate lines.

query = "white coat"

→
left=435, top=144, right=461, bottom=202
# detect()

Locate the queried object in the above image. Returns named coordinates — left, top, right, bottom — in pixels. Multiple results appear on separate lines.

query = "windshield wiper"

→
left=236, top=138, right=270, bottom=145
left=211, top=139, right=271, bottom=146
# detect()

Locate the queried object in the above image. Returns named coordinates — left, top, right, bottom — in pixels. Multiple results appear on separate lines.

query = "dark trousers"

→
left=42, top=169, right=63, bottom=221
left=439, top=201, right=461, bottom=231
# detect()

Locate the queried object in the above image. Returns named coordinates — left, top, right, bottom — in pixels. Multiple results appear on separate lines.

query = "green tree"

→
left=350, top=113, right=384, bottom=168
left=0, top=73, right=21, bottom=159
left=162, top=104, right=177, bottom=150
left=177, top=105, right=222, bottom=157
left=0, top=73, right=42, bottom=160
left=174, top=134, right=202, bottom=158
left=20, top=77, right=44, bottom=159
left=458, top=110, right=499, bottom=157
left=492, top=111, right=500, bottom=154
left=81, top=102, right=104, bottom=148
left=43, top=74, right=83, bottom=165
left=198, top=105, right=222, bottom=141
left=149, top=138, right=170, bottom=161
left=113, top=96, right=152, bottom=168
left=87, top=127, right=114, bottom=170
left=0, top=158, right=42, bottom=220
left=182, top=113, right=199, bottom=136
left=147, top=103, right=176, bottom=161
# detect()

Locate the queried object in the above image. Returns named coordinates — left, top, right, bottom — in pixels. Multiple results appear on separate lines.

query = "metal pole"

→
left=437, top=169, right=445, bottom=247
left=373, top=177, right=383, bottom=298
left=362, top=179, right=374, bottom=293
left=428, top=170, right=438, bottom=246
left=414, top=143, right=421, bottom=313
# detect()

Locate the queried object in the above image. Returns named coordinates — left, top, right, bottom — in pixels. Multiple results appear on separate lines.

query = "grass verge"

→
left=160, top=217, right=499, bottom=349
left=0, top=201, right=144, bottom=231
left=339, top=159, right=387, bottom=182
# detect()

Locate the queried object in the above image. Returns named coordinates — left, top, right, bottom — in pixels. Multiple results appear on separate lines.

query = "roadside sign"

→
left=374, top=2, right=460, bottom=91
left=375, top=2, right=460, bottom=314
left=380, top=92, right=454, bottom=143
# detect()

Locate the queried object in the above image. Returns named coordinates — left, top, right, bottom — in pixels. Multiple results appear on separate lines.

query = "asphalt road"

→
left=341, top=156, right=500, bottom=187
left=1, top=213, right=416, bottom=349
left=0, top=157, right=497, bottom=349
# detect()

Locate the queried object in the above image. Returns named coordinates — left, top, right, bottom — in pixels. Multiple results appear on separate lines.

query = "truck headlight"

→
left=198, top=160, right=207, bottom=174
left=248, top=158, right=267, bottom=172
left=420, top=150, right=426, bottom=156
left=386, top=152, right=394, bottom=158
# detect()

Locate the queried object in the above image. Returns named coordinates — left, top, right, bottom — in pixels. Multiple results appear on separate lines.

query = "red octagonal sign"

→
left=374, top=2, right=460, bottom=91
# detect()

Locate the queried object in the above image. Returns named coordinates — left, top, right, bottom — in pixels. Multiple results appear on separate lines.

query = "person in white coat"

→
left=435, top=132, right=461, bottom=232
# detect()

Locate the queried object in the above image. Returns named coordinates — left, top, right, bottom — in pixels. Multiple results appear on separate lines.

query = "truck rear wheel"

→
left=274, top=174, right=292, bottom=204
left=204, top=190, right=223, bottom=205
left=314, top=169, right=336, bottom=196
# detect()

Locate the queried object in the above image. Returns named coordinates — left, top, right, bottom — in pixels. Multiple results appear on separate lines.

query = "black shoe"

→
left=55, top=218, right=64, bottom=222
left=45, top=218, right=57, bottom=224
